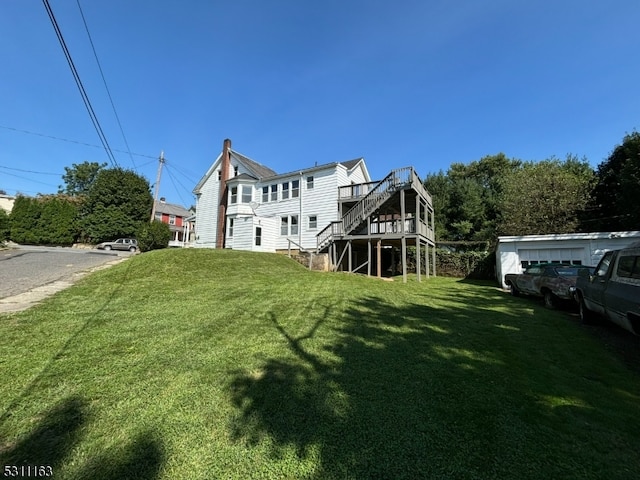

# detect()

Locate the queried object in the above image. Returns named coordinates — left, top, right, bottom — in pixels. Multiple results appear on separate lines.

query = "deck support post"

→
left=401, top=188, right=407, bottom=283
left=377, top=239, right=382, bottom=278
left=416, top=238, right=421, bottom=283
left=367, top=239, right=372, bottom=277
left=348, top=240, right=352, bottom=273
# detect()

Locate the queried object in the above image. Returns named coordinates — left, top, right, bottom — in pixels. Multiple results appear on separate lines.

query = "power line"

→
left=76, top=0, right=137, bottom=171
left=0, top=125, right=157, bottom=159
left=0, top=165, right=61, bottom=176
left=42, top=0, right=119, bottom=168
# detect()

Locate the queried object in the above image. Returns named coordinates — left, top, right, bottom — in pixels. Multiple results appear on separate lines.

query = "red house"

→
left=153, top=198, right=195, bottom=247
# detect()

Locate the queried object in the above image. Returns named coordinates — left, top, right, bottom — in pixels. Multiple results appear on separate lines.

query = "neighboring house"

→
left=0, top=193, right=15, bottom=213
left=153, top=198, right=194, bottom=247
left=496, top=231, right=640, bottom=288
left=193, top=139, right=436, bottom=282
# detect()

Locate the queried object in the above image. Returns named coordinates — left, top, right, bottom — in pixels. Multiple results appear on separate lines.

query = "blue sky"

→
left=1, top=1, right=639, bottom=207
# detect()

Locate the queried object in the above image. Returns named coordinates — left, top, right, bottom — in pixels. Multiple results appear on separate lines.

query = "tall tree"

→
left=498, top=157, right=594, bottom=236
left=589, top=131, right=640, bottom=231
left=81, top=168, right=153, bottom=242
left=59, top=161, right=107, bottom=196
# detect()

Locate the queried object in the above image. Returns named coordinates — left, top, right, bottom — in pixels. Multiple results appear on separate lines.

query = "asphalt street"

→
left=0, top=245, right=131, bottom=302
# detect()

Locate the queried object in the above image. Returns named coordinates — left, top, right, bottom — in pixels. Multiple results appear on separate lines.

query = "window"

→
left=262, top=186, right=269, bottom=203
left=282, top=182, right=289, bottom=200
left=230, top=186, right=238, bottom=204
left=233, top=165, right=239, bottom=177
left=270, top=184, right=278, bottom=202
left=308, top=215, right=317, bottom=229
left=307, top=175, right=314, bottom=189
left=595, top=251, right=614, bottom=277
left=241, top=185, right=252, bottom=203
left=217, top=170, right=222, bottom=180
left=169, top=215, right=176, bottom=225
left=154, top=212, right=162, bottom=221
left=617, top=255, right=640, bottom=279
left=280, top=216, right=288, bottom=236
left=292, top=179, right=300, bottom=198
left=255, top=227, right=262, bottom=246
left=228, top=218, right=234, bottom=237
left=291, top=215, right=298, bottom=235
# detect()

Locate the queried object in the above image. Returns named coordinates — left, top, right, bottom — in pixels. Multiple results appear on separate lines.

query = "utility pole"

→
left=150, top=151, right=165, bottom=222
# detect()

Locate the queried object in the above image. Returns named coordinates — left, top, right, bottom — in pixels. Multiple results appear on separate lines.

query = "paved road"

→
left=0, top=245, right=133, bottom=311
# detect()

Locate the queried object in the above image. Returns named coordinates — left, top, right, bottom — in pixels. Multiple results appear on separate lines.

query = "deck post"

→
left=377, top=239, right=382, bottom=278
left=425, top=242, right=430, bottom=278
left=400, top=188, right=407, bottom=283
left=348, top=240, right=352, bottom=273
left=416, top=238, right=421, bottom=282
left=367, top=238, right=372, bottom=277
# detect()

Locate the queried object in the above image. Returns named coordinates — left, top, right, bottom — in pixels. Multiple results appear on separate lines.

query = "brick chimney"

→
left=216, top=139, right=232, bottom=248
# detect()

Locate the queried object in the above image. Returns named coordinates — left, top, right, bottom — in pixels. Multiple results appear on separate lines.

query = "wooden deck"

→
left=316, top=167, right=436, bottom=283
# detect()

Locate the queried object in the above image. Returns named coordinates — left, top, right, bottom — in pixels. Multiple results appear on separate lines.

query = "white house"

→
left=193, top=139, right=371, bottom=252
left=496, top=231, right=640, bottom=288
left=193, top=139, right=437, bottom=282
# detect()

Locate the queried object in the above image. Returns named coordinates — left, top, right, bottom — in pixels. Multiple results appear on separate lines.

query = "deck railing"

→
left=316, top=166, right=434, bottom=251
left=342, top=167, right=413, bottom=235
left=338, top=181, right=379, bottom=200
left=316, top=221, right=344, bottom=251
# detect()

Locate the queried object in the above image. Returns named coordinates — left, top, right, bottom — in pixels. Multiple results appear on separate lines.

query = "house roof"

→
left=154, top=200, right=191, bottom=217
left=260, top=158, right=369, bottom=182
left=193, top=143, right=369, bottom=193
left=230, top=150, right=277, bottom=179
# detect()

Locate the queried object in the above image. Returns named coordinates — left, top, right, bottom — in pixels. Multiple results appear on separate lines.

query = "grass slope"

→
left=0, top=249, right=639, bottom=479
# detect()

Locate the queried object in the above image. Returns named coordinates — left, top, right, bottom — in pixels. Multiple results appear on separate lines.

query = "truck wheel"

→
left=543, top=291, right=556, bottom=309
left=509, top=284, right=520, bottom=297
left=579, top=296, right=596, bottom=325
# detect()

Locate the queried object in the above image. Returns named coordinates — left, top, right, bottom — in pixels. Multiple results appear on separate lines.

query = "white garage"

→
left=496, top=231, right=640, bottom=288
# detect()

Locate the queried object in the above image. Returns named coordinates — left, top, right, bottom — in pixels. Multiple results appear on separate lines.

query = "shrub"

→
left=0, top=208, right=10, bottom=241
left=136, top=220, right=171, bottom=252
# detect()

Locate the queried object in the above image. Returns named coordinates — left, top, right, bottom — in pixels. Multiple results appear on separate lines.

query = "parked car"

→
left=95, top=238, right=138, bottom=252
left=574, top=242, right=640, bottom=335
left=504, top=263, right=595, bottom=308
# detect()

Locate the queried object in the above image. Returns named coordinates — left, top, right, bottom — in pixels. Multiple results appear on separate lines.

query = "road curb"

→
left=0, top=257, right=129, bottom=314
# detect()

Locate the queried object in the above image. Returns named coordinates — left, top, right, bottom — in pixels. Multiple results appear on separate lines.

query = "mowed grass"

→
left=0, top=249, right=639, bottom=479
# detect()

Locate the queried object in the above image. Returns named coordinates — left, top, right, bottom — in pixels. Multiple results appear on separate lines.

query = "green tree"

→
left=498, top=157, right=594, bottom=236
left=36, top=195, right=80, bottom=245
left=81, top=168, right=153, bottom=243
left=59, top=161, right=107, bottom=196
left=0, top=208, right=10, bottom=241
left=9, top=196, right=41, bottom=244
left=424, top=154, right=521, bottom=242
left=589, top=131, right=640, bottom=230
left=136, top=220, right=171, bottom=252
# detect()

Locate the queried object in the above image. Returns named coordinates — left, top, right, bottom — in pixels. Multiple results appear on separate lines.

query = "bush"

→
left=0, top=208, right=10, bottom=241
left=9, top=195, right=80, bottom=246
left=136, top=220, right=171, bottom=252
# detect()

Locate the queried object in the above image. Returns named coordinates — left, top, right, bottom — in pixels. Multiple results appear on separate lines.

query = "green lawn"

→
left=0, top=249, right=639, bottom=479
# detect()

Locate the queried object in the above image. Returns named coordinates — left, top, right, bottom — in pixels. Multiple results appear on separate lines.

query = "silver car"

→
left=96, top=238, right=138, bottom=252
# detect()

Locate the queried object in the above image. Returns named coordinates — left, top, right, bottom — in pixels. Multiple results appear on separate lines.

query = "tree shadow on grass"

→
left=0, top=395, right=164, bottom=480
left=0, top=396, right=85, bottom=470
left=229, top=287, right=640, bottom=479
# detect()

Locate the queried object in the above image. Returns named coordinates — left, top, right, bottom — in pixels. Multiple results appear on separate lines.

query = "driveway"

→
left=0, top=245, right=134, bottom=313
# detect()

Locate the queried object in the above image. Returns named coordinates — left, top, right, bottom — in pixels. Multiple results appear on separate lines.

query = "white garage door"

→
left=518, top=248, right=585, bottom=269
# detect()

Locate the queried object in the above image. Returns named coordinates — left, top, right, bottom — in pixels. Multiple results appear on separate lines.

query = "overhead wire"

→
left=76, top=0, right=137, bottom=171
left=42, top=0, right=119, bottom=168
left=0, top=125, right=157, bottom=159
